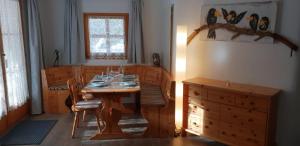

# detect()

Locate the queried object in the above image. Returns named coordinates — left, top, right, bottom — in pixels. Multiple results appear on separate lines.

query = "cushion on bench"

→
left=141, top=83, right=165, bottom=106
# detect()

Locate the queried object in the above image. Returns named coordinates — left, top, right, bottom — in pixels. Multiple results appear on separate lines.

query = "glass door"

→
left=0, top=0, right=29, bottom=113
left=0, top=29, right=7, bottom=119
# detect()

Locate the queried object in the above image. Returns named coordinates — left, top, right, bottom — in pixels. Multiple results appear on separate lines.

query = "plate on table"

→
left=90, top=81, right=108, bottom=87
left=124, top=81, right=137, bottom=87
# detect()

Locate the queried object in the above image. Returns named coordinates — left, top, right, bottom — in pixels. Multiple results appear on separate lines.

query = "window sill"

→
left=85, top=59, right=128, bottom=65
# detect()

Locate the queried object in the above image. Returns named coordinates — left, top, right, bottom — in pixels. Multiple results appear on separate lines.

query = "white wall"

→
left=174, top=0, right=300, bottom=145
left=143, top=0, right=172, bottom=69
left=81, top=0, right=130, bottom=13
left=39, top=0, right=65, bottom=66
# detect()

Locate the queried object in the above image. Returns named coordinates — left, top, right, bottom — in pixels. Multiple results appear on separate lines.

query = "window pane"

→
left=0, top=0, right=29, bottom=110
left=109, top=19, right=124, bottom=35
left=89, top=18, right=106, bottom=35
left=110, top=38, right=125, bottom=53
left=90, top=37, right=107, bottom=53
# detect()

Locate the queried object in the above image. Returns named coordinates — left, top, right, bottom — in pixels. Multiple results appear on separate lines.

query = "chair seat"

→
left=73, top=104, right=100, bottom=111
left=76, top=99, right=102, bottom=106
left=82, top=93, right=94, bottom=100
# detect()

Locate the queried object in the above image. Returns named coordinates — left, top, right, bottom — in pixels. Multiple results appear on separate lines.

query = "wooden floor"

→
left=14, top=113, right=226, bottom=146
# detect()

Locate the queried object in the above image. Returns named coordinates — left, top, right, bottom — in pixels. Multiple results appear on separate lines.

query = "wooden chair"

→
left=67, top=78, right=103, bottom=138
left=79, top=74, right=94, bottom=121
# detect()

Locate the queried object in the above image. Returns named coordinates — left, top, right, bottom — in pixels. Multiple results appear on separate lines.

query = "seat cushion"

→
left=73, top=104, right=100, bottom=111
left=82, top=94, right=94, bottom=100
left=48, top=84, right=68, bottom=90
left=76, top=99, right=102, bottom=106
left=141, top=84, right=165, bottom=106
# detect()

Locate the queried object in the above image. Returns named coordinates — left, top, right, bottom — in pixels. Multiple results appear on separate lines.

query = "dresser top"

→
left=183, top=77, right=280, bottom=97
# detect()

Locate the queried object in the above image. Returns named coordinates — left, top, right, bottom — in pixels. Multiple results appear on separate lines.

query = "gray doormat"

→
left=0, top=120, right=57, bottom=145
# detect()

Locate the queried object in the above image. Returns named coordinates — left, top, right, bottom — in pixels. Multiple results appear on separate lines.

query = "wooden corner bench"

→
left=41, top=65, right=175, bottom=137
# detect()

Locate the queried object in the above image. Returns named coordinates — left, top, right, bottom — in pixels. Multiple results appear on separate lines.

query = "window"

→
left=0, top=0, right=29, bottom=114
left=84, top=13, right=128, bottom=60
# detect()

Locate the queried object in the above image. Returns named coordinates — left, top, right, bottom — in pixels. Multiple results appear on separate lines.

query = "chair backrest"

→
left=79, top=74, right=86, bottom=88
left=67, top=78, right=80, bottom=106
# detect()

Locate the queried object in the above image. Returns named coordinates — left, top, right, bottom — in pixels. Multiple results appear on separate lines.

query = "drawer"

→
left=236, top=95, right=269, bottom=112
left=189, top=85, right=207, bottom=100
left=239, top=136, right=265, bottom=146
left=220, top=105, right=267, bottom=129
left=188, top=114, right=203, bottom=134
left=220, top=122, right=265, bottom=142
left=220, top=123, right=265, bottom=146
left=219, top=128, right=241, bottom=145
left=203, top=119, right=219, bottom=138
left=188, top=103, right=204, bottom=116
left=189, top=100, right=220, bottom=120
left=207, top=90, right=236, bottom=105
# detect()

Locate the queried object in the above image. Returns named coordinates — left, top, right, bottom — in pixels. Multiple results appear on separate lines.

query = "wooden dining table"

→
left=81, top=74, right=145, bottom=140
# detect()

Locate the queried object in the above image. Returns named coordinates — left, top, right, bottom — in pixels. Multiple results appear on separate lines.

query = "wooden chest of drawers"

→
left=182, top=77, right=280, bottom=146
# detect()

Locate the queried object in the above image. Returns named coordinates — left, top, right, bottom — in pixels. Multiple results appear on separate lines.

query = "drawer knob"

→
left=250, top=102, right=255, bottom=105
left=194, top=91, right=200, bottom=96
left=231, top=134, right=236, bottom=137
left=220, top=96, right=225, bottom=99
left=248, top=118, right=254, bottom=122
left=221, top=131, right=226, bottom=135
left=233, top=115, right=238, bottom=118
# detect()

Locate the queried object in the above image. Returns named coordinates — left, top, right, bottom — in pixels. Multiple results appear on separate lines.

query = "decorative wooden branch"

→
left=187, top=23, right=298, bottom=55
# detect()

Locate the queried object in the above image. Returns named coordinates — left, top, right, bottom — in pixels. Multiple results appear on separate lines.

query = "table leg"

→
left=90, top=95, right=124, bottom=140
left=135, top=91, right=141, bottom=114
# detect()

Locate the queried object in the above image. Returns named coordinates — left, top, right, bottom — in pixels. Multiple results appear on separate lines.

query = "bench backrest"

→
left=160, top=69, right=175, bottom=106
left=42, top=66, right=75, bottom=86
